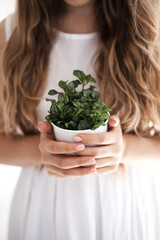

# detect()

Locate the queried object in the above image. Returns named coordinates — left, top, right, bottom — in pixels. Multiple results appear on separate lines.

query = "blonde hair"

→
left=1, top=0, right=160, bottom=137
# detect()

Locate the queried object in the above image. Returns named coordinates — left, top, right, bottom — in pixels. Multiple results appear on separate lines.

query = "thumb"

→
left=37, top=121, right=54, bottom=134
left=108, top=115, right=120, bottom=128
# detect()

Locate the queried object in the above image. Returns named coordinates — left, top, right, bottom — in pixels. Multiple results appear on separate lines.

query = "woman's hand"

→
left=37, top=122, right=97, bottom=178
left=73, top=115, right=125, bottom=175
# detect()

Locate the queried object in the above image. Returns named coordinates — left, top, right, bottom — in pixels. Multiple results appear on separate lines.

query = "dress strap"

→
left=5, top=12, right=15, bottom=42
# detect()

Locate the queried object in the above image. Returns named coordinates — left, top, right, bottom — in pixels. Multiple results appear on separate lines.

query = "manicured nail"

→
left=110, top=119, right=116, bottom=125
left=73, top=136, right=82, bottom=142
left=87, top=158, right=96, bottom=164
left=37, top=122, right=43, bottom=129
left=76, top=144, right=85, bottom=151
left=88, top=168, right=97, bottom=174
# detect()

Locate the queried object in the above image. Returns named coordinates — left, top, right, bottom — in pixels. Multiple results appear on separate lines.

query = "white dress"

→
left=5, top=13, right=160, bottom=240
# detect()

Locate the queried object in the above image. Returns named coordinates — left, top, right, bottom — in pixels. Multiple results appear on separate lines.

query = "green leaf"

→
left=82, top=103, right=90, bottom=109
left=80, top=96, right=87, bottom=102
left=66, top=82, right=75, bottom=94
left=75, top=108, right=84, bottom=117
left=65, top=122, right=69, bottom=128
left=59, top=81, right=67, bottom=91
left=48, top=89, right=59, bottom=95
left=93, top=102, right=105, bottom=110
left=58, top=94, right=69, bottom=104
left=85, top=74, right=96, bottom=84
left=57, top=102, right=65, bottom=112
left=91, top=90, right=100, bottom=100
left=91, top=121, right=106, bottom=130
left=73, top=70, right=85, bottom=82
left=73, top=101, right=82, bottom=108
left=72, top=80, right=81, bottom=88
left=45, top=115, right=53, bottom=123
left=88, top=85, right=96, bottom=91
left=50, top=104, right=60, bottom=115
left=46, top=98, right=51, bottom=101
left=83, top=90, right=90, bottom=98
left=62, top=106, right=73, bottom=117
left=69, top=92, right=82, bottom=99
left=85, top=109, right=91, bottom=116
left=78, top=120, right=91, bottom=130
left=105, top=107, right=112, bottom=112
left=46, top=98, right=56, bottom=104
left=68, top=121, right=76, bottom=128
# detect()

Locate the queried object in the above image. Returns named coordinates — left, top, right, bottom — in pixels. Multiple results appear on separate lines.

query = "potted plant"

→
left=45, top=70, right=112, bottom=144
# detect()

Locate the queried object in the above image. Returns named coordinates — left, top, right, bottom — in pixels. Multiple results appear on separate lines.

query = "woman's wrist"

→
left=121, top=133, right=137, bottom=165
left=120, top=133, right=160, bottom=166
left=0, top=133, right=42, bottom=167
left=121, top=133, right=128, bottom=164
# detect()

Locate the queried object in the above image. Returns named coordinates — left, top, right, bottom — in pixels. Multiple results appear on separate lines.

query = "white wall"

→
left=0, top=2, right=21, bottom=240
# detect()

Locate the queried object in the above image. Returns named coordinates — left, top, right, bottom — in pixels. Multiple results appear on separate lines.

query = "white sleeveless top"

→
left=5, top=13, right=160, bottom=240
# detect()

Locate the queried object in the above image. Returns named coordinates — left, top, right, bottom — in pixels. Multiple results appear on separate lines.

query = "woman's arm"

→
left=0, top=19, right=42, bottom=167
left=0, top=134, right=42, bottom=167
left=72, top=116, right=160, bottom=175
left=122, top=133, right=160, bottom=166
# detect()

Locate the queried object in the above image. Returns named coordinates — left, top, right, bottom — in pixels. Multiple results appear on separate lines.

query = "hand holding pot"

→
left=37, top=122, right=97, bottom=178
left=73, top=115, right=124, bottom=175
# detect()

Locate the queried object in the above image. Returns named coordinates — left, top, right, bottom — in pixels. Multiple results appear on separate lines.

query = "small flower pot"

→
left=51, top=120, right=109, bottom=168
left=51, top=119, right=109, bottom=144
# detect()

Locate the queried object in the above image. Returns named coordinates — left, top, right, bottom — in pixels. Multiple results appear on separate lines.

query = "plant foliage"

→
left=45, top=70, right=112, bottom=130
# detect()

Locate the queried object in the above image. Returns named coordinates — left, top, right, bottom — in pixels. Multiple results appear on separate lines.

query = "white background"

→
left=0, top=0, right=16, bottom=22
left=0, top=1, right=20, bottom=240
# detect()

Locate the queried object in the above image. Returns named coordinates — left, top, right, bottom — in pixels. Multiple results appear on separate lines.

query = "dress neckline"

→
left=53, top=27, right=98, bottom=40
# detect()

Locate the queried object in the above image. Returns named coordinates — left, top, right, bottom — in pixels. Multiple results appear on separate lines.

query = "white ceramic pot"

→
left=51, top=120, right=109, bottom=167
left=51, top=119, right=108, bottom=145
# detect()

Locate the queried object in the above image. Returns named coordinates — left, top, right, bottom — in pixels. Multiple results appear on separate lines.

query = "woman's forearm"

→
left=122, top=133, right=160, bottom=166
left=0, top=134, right=42, bottom=167
left=1, top=131, right=160, bottom=168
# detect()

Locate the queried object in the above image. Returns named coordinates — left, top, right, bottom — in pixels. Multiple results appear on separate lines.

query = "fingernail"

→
left=37, top=122, right=43, bottom=129
left=88, top=168, right=97, bottom=174
left=73, top=136, right=82, bottom=142
left=110, top=119, right=116, bottom=125
left=87, top=158, right=96, bottom=164
left=38, top=122, right=43, bottom=125
left=76, top=144, right=85, bottom=151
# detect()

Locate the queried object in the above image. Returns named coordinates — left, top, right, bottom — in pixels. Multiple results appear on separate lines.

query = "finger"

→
left=96, top=165, right=118, bottom=175
left=73, top=131, right=117, bottom=145
left=45, top=164, right=97, bottom=178
left=46, top=138, right=86, bottom=154
left=48, top=171, right=65, bottom=178
left=73, top=120, right=121, bottom=145
left=37, top=121, right=53, bottom=133
left=108, top=115, right=120, bottom=130
left=37, top=121, right=55, bottom=140
left=95, top=157, right=117, bottom=168
left=75, top=144, right=118, bottom=158
left=48, top=171, right=77, bottom=179
left=43, top=153, right=96, bottom=169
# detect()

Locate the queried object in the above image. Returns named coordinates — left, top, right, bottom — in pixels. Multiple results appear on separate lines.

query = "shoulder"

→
left=0, top=13, right=16, bottom=117
left=0, top=12, right=16, bottom=44
left=0, top=12, right=16, bottom=84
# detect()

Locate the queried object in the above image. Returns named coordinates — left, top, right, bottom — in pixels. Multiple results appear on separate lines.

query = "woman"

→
left=0, top=0, right=160, bottom=239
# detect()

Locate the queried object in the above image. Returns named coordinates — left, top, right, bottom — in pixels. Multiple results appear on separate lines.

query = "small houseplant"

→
left=45, top=70, right=112, bottom=143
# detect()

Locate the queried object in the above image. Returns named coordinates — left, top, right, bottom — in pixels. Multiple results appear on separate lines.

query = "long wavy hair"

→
left=1, top=0, right=160, bottom=137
